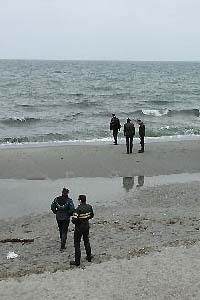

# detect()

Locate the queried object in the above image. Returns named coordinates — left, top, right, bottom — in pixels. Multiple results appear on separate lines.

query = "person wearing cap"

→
left=110, top=113, right=121, bottom=145
left=51, top=188, right=75, bottom=251
left=124, top=118, right=135, bottom=154
left=137, top=119, right=145, bottom=153
left=70, top=194, right=94, bottom=266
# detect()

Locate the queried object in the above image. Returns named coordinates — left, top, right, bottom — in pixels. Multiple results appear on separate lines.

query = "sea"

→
left=0, top=59, right=200, bottom=148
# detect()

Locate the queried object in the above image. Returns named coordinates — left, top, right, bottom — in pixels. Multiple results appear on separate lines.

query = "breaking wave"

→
left=0, top=117, right=41, bottom=126
left=140, top=108, right=199, bottom=117
left=0, top=133, right=70, bottom=144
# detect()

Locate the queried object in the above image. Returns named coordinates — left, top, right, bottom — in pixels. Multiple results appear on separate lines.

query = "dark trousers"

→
left=126, top=136, right=133, bottom=153
left=113, top=130, right=118, bottom=144
left=56, top=219, right=69, bottom=248
left=74, top=224, right=91, bottom=265
left=140, top=136, right=144, bottom=152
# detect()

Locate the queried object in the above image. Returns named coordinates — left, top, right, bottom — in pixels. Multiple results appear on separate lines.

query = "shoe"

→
left=85, top=255, right=93, bottom=262
left=126, top=152, right=129, bottom=154
left=86, top=257, right=91, bottom=262
left=138, top=150, right=144, bottom=153
left=60, top=246, right=66, bottom=251
left=70, top=260, right=80, bottom=266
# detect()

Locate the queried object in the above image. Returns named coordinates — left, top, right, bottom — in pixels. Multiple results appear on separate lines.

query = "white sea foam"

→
left=142, top=109, right=169, bottom=117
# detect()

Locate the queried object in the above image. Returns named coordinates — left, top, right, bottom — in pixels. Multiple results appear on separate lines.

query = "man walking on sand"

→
left=51, top=188, right=75, bottom=251
left=137, top=119, right=145, bottom=153
left=124, top=118, right=135, bottom=154
left=70, top=194, right=94, bottom=266
left=110, top=113, right=121, bottom=145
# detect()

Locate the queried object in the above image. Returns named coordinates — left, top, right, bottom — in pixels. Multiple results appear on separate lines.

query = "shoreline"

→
left=0, top=134, right=200, bottom=150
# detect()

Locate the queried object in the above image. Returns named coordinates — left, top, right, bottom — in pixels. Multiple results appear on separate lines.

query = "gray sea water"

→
left=0, top=59, right=200, bottom=146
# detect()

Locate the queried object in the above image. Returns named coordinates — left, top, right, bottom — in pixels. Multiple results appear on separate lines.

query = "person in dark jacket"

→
left=70, top=194, right=94, bottom=266
left=124, top=118, right=135, bottom=154
left=110, top=113, right=121, bottom=145
left=51, top=188, right=75, bottom=251
left=137, top=119, right=145, bottom=153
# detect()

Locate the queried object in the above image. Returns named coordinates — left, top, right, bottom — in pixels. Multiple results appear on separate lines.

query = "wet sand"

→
left=0, top=140, right=200, bottom=179
left=0, top=140, right=200, bottom=299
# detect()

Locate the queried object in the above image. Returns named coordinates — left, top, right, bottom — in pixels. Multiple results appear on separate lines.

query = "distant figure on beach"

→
left=70, top=194, right=94, bottom=266
left=124, top=118, right=135, bottom=154
left=137, top=119, right=145, bottom=153
left=110, top=113, right=121, bottom=145
left=51, top=188, right=75, bottom=251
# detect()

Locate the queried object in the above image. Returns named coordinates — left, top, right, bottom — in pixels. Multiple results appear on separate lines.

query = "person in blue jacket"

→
left=51, top=188, right=75, bottom=251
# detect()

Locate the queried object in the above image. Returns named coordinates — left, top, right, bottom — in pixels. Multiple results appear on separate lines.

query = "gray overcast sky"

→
left=0, top=0, right=200, bottom=61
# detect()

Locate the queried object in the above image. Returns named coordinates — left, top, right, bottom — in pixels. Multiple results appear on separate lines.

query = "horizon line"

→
left=0, top=58, right=200, bottom=63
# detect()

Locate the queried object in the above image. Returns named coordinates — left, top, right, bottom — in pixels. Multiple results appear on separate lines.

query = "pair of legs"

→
left=113, top=130, right=118, bottom=145
left=56, top=219, right=69, bottom=249
left=73, top=224, right=92, bottom=266
left=126, top=136, right=133, bottom=153
left=139, top=136, right=144, bottom=152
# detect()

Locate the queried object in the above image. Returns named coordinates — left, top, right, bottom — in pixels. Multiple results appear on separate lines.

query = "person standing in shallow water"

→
left=124, top=118, right=135, bottom=154
left=137, top=119, right=145, bottom=153
left=110, top=113, right=121, bottom=145
left=70, top=194, right=94, bottom=266
left=51, top=188, right=75, bottom=251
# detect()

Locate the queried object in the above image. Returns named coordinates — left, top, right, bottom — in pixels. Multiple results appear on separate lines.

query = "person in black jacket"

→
left=124, top=118, right=135, bottom=154
left=51, top=188, right=75, bottom=251
left=110, top=113, right=121, bottom=145
left=70, top=194, right=94, bottom=266
left=137, top=119, right=145, bottom=153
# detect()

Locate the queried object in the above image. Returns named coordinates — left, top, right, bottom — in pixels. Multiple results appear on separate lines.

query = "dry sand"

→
left=0, top=140, right=200, bottom=299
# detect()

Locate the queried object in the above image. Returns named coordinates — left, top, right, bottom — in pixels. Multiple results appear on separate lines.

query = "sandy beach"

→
left=1, top=140, right=200, bottom=299
left=0, top=140, right=200, bottom=179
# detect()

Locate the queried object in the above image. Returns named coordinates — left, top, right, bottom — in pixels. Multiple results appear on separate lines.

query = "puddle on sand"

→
left=123, top=173, right=200, bottom=192
left=0, top=173, right=200, bottom=219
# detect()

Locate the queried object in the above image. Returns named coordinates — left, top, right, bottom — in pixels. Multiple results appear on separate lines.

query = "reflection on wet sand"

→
left=137, top=176, right=144, bottom=188
left=1, top=173, right=200, bottom=219
left=123, top=176, right=144, bottom=192
left=123, top=177, right=135, bottom=192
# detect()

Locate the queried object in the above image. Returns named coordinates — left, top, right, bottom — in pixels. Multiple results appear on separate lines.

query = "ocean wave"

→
left=0, top=117, right=41, bottom=126
left=112, top=92, right=132, bottom=98
left=149, top=100, right=171, bottom=105
left=16, top=104, right=34, bottom=108
left=146, top=126, right=200, bottom=137
left=62, top=112, right=83, bottom=121
left=92, top=86, right=113, bottom=91
left=68, top=99, right=102, bottom=108
left=14, top=104, right=41, bottom=111
left=91, top=111, right=114, bottom=118
left=176, top=89, right=200, bottom=96
left=142, top=109, right=168, bottom=117
left=167, top=109, right=199, bottom=117
left=66, top=93, right=85, bottom=97
left=141, top=108, right=199, bottom=117
left=0, top=133, right=70, bottom=144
